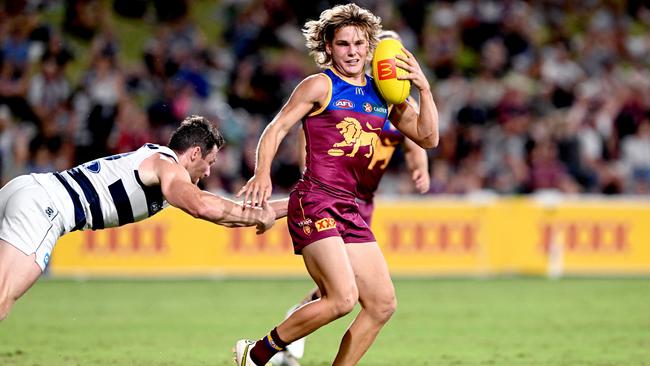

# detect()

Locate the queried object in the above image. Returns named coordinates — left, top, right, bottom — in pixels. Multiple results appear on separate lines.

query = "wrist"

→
left=254, top=167, right=271, bottom=175
left=419, top=86, right=432, bottom=96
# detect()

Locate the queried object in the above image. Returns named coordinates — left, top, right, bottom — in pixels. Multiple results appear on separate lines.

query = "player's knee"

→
left=328, top=287, right=358, bottom=319
left=331, top=295, right=356, bottom=318
left=381, top=295, right=398, bottom=322
left=366, top=291, right=397, bottom=324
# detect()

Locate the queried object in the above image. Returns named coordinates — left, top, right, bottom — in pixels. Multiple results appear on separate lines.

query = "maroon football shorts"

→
left=356, top=197, right=375, bottom=227
left=287, top=189, right=376, bottom=254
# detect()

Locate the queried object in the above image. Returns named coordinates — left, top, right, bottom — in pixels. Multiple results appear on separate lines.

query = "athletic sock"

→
left=250, top=327, right=288, bottom=365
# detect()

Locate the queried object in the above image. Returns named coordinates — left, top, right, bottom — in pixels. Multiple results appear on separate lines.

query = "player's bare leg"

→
left=270, top=286, right=321, bottom=364
left=332, top=242, right=396, bottom=366
left=243, top=236, right=359, bottom=365
left=276, top=236, right=358, bottom=340
left=0, top=240, right=42, bottom=321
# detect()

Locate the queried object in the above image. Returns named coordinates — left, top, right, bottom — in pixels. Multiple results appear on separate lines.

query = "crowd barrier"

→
left=50, top=196, right=650, bottom=277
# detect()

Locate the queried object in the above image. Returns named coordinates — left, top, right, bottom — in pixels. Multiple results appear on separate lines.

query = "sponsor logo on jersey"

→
left=362, top=102, right=388, bottom=115
left=84, top=161, right=101, bottom=173
left=377, top=59, right=397, bottom=80
left=297, top=218, right=313, bottom=227
left=315, top=217, right=336, bottom=232
left=150, top=202, right=162, bottom=215
left=43, top=253, right=50, bottom=266
left=45, top=207, right=54, bottom=218
left=373, top=106, right=388, bottom=114
left=297, top=218, right=313, bottom=235
left=335, top=99, right=354, bottom=109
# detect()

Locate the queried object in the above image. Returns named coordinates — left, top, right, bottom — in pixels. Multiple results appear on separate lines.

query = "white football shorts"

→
left=0, top=175, right=65, bottom=271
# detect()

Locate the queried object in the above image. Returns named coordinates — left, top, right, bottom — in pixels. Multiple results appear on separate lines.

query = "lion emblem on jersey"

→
left=332, top=117, right=382, bottom=158
left=368, top=138, right=399, bottom=170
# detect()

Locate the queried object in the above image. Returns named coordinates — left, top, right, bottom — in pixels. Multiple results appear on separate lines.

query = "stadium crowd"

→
left=1, top=0, right=649, bottom=195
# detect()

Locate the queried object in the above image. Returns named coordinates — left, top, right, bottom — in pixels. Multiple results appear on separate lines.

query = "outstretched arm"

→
left=153, top=157, right=277, bottom=234
left=269, top=198, right=289, bottom=219
left=389, top=48, right=439, bottom=149
left=237, top=74, right=330, bottom=207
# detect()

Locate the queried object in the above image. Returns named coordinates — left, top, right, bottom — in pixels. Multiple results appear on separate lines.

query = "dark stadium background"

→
left=2, top=2, right=650, bottom=365
left=1, top=0, right=649, bottom=196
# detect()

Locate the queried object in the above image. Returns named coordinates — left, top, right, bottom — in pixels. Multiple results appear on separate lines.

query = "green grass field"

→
left=1, top=278, right=650, bottom=365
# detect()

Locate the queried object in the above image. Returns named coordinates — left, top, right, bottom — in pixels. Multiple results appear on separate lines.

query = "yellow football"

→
left=371, top=39, right=411, bottom=105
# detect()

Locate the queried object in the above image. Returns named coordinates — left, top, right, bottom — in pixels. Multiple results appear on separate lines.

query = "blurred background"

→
left=2, top=0, right=650, bottom=196
left=3, top=2, right=650, bottom=365
left=1, top=0, right=650, bottom=279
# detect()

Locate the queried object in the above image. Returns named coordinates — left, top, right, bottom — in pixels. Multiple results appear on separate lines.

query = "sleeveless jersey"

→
left=32, top=143, right=177, bottom=233
left=301, top=68, right=390, bottom=199
left=357, top=120, right=404, bottom=201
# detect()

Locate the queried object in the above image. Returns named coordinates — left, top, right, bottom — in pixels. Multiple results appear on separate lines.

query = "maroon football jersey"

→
left=357, top=120, right=404, bottom=201
left=300, top=68, right=391, bottom=199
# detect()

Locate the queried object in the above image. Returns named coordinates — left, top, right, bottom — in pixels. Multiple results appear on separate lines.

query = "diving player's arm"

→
left=269, top=198, right=289, bottom=219
left=153, top=156, right=277, bottom=234
left=403, top=137, right=430, bottom=194
left=237, top=73, right=330, bottom=207
left=389, top=48, right=439, bottom=149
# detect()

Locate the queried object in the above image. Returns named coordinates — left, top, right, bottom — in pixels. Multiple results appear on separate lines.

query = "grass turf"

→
left=1, top=278, right=650, bottom=365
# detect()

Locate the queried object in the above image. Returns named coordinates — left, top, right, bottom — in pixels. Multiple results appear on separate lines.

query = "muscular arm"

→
left=403, top=137, right=430, bottom=194
left=389, top=49, right=440, bottom=149
left=269, top=198, right=289, bottom=219
left=151, top=156, right=277, bottom=234
left=237, top=73, right=330, bottom=206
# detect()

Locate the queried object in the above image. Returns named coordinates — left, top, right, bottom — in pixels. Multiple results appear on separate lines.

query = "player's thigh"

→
left=346, top=242, right=395, bottom=307
left=302, top=236, right=357, bottom=300
left=0, top=178, right=62, bottom=271
left=0, top=240, right=42, bottom=301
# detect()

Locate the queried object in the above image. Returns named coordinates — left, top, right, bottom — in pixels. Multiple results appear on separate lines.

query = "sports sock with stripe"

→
left=250, top=327, right=288, bottom=365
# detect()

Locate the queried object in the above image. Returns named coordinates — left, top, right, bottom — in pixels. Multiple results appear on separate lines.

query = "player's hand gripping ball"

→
left=372, top=39, right=411, bottom=105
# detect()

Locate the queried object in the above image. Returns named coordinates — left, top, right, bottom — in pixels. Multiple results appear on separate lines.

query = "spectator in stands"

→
left=1, top=0, right=649, bottom=196
left=622, top=116, right=650, bottom=193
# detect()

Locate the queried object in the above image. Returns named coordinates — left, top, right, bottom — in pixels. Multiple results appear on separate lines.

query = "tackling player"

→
left=0, top=115, right=288, bottom=321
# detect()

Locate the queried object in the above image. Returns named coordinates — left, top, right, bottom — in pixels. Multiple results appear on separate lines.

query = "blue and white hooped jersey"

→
left=32, top=143, right=178, bottom=233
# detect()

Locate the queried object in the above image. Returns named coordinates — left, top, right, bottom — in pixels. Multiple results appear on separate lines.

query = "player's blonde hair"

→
left=303, top=3, right=382, bottom=68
